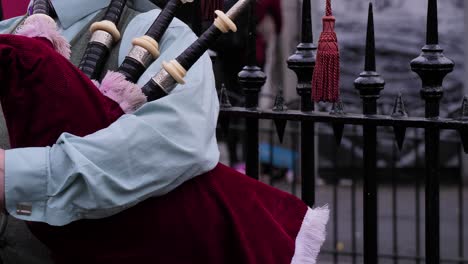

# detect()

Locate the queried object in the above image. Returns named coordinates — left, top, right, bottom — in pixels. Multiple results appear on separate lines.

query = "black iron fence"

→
left=216, top=0, right=467, bottom=263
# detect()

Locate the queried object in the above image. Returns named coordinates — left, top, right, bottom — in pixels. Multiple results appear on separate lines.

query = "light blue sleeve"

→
left=0, top=16, right=25, bottom=34
left=4, top=10, right=220, bottom=226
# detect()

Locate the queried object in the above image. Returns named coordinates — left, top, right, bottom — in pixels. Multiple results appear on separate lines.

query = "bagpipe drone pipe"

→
left=0, top=0, right=329, bottom=263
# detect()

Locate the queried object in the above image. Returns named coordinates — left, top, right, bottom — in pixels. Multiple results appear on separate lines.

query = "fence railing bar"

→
left=220, top=108, right=468, bottom=130
left=458, top=145, right=465, bottom=264
left=333, top=147, right=339, bottom=264
left=354, top=4, right=383, bottom=263
left=218, top=122, right=462, bottom=142
left=415, top=129, right=422, bottom=264
left=237, top=0, right=266, bottom=180
left=300, top=121, right=315, bottom=206
left=361, top=124, right=378, bottom=264
left=286, top=0, right=316, bottom=206
left=291, top=130, right=298, bottom=196
left=391, top=142, right=399, bottom=264
left=351, top=125, right=358, bottom=264
left=244, top=118, right=259, bottom=179
left=410, top=0, right=454, bottom=262
left=424, top=125, right=441, bottom=264
left=268, top=121, right=275, bottom=186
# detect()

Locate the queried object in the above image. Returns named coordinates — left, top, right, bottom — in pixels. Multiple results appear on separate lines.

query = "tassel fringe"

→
left=290, top=206, right=330, bottom=264
left=99, top=71, right=147, bottom=114
left=15, top=14, right=71, bottom=59
left=312, top=43, right=340, bottom=102
left=312, top=0, right=340, bottom=103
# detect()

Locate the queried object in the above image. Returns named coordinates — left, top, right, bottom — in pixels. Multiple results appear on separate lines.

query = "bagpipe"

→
left=0, top=0, right=328, bottom=263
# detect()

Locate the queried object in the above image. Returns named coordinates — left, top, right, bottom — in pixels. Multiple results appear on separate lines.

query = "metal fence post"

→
left=354, top=4, right=385, bottom=264
left=238, top=0, right=266, bottom=180
left=287, top=0, right=316, bottom=206
left=410, top=0, right=454, bottom=263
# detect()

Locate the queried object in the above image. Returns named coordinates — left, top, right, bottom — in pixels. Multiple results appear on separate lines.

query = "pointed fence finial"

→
left=238, top=0, right=266, bottom=110
left=426, top=0, right=438, bottom=45
left=365, top=2, right=376, bottom=71
left=287, top=0, right=316, bottom=112
left=301, top=0, right=313, bottom=43
left=330, top=97, right=345, bottom=146
left=391, top=93, right=408, bottom=150
left=460, top=95, right=468, bottom=120
left=391, top=93, right=408, bottom=118
left=273, top=93, right=288, bottom=143
left=273, top=93, right=287, bottom=112
left=331, top=97, right=345, bottom=115
left=354, top=2, right=385, bottom=115
left=219, top=83, right=232, bottom=108
left=458, top=96, right=468, bottom=153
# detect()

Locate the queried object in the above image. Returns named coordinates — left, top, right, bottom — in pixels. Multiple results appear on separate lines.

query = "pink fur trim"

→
left=91, top=79, right=101, bottom=88
left=100, top=71, right=147, bottom=113
left=291, top=206, right=329, bottom=264
left=15, top=15, right=71, bottom=59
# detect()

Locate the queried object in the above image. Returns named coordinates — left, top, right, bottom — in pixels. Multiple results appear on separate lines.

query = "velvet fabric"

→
left=0, top=35, right=124, bottom=148
left=31, top=163, right=307, bottom=264
left=0, top=34, right=326, bottom=263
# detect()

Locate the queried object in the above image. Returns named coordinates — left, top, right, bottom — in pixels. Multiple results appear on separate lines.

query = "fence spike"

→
left=355, top=2, right=384, bottom=113
left=331, top=98, right=345, bottom=115
left=220, top=117, right=230, bottom=137
left=392, top=93, right=408, bottom=118
left=459, top=96, right=468, bottom=153
left=365, top=2, right=376, bottom=71
left=393, top=126, right=406, bottom=150
left=273, top=94, right=288, bottom=143
left=329, top=98, right=345, bottom=146
left=332, top=123, right=344, bottom=146
left=427, top=0, right=438, bottom=45
left=274, top=120, right=287, bottom=144
left=460, top=95, right=468, bottom=119
left=219, top=83, right=232, bottom=108
left=273, top=93, right=288, bottom=112
left=459, top=130, right=468, bottom=154
left=391, top=93, right=408, bottom=150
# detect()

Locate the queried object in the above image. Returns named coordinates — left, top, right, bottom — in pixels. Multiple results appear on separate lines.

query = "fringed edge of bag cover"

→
left=291, top=205, right=330, bottom=264
left=99, top=71, right=148, bottom=114
left=15, top=14, right=71, bottom=59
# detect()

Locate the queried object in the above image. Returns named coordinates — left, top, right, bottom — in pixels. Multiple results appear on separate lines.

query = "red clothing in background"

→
left=256, top=0, right=282, bottom=67
left=2, top=0, right=29, bottom=19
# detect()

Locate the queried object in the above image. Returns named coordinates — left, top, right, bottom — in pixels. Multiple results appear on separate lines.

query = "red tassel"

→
left=201, top=0, right=224, bottom=21
left=312, top=0, right=340, bottom=103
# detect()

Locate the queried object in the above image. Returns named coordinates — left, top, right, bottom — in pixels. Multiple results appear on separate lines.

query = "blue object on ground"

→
left=259, top=143, right=298, bottom=170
